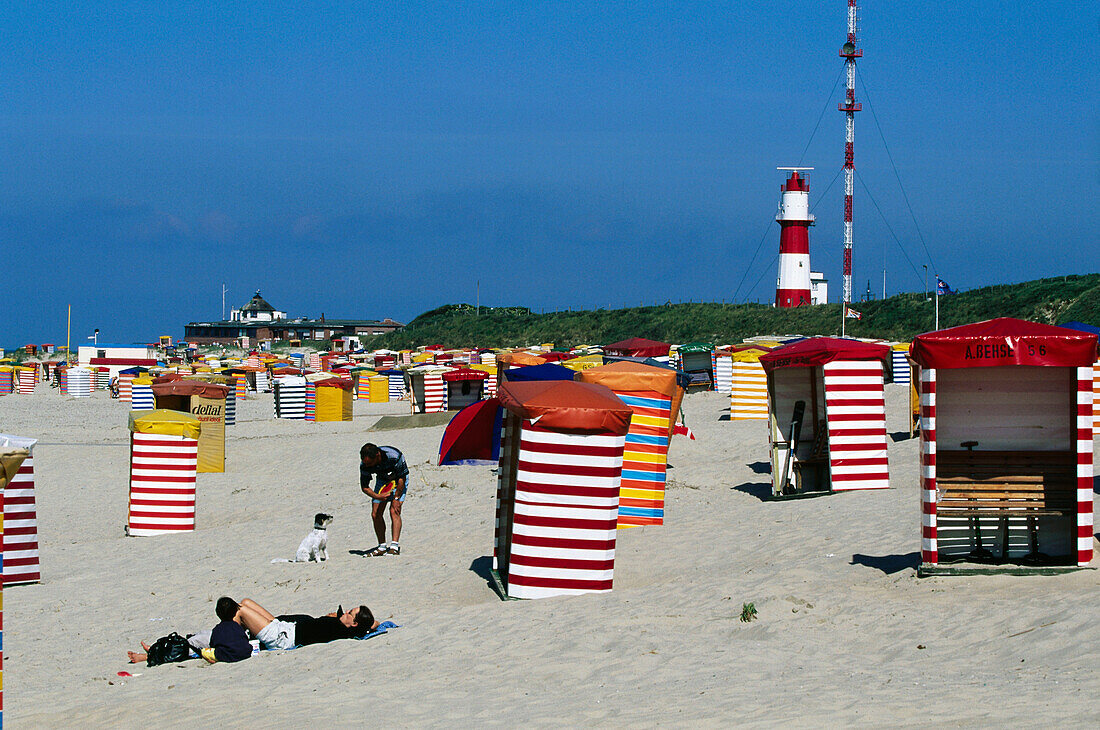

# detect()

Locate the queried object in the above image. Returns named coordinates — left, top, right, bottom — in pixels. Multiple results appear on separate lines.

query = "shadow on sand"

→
left=851, top=552, right=920, bottom=574
left=731, top=482, right=772, bottom=502
left=469, top=556, right=496, bottom=593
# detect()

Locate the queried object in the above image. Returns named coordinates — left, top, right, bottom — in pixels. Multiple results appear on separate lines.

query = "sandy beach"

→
left=3, top=384, right=1098, bottom=727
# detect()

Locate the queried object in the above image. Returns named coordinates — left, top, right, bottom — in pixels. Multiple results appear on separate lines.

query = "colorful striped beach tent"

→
left=760, top=337, right=891, bottom=498
left=0, top=434, right=41, bottom=585
left=890, top=343, right=913, bottom=385
left=492, top=379, right=633, bottom=600
left=406, top=366, right=449, bottom=413
left=438, top=399, right=504, bottom=466
left=151, top=380, right=228, bottom=473
left=727, top=346, right=773, bottom=421
left=578, top=361, right=680, bottom=528
left=442, top=368, right=489, bottom=411
left=126, top=410, right=200, bottom=537
left=910, top=318, right=1097, bottom=571
left=314, top=377, right=354, bottom=421
left=1, top=446, right=31, bottom=716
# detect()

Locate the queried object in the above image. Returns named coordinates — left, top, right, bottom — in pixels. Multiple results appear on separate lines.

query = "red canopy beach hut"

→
left=910, top=318, right=1097, bottom=572
left=493, top=380, right=633, bottom=600
left=760, top=337, right=891, bottom=498
left=603, top=338, right=672, bottom=360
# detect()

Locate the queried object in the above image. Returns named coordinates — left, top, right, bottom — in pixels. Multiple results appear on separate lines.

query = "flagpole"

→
left=841, top=302, right=847, bottom=337
left=935, top=286, right=940, bottom=331
left=66, top=303, right=72, bottom=363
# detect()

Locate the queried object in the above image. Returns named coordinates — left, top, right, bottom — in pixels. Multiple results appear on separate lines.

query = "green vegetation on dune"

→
left=373, top=274, right=1100, bottom=349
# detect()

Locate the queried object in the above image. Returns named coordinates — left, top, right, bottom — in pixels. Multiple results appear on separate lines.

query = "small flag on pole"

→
left=672, top=423, right=696, bottom=440
left=845, top=306, right=862, bottom=320
left=936, top=277, right=955, bottom=295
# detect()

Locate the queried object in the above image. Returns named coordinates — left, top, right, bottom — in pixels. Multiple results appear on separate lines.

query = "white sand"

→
left=3, top=385, right=1098, bottom=727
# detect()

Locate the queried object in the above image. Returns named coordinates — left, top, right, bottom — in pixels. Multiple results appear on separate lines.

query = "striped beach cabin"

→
left=1, top=445, right=32, bottom=719
left=492, top=379, right=633, bottom=600
left=728, top=345, right=772, bottom=421
left=0, top=434, right=41, bottom=585
left=910, top=318, right=1097, bottom=572
left=578, top=361, right=681, bottom=528
left=760, top=338, right=891, bottom=498
left=126, top=410, right=200, bottom=536
left=406, top=366, right=449, bottom=413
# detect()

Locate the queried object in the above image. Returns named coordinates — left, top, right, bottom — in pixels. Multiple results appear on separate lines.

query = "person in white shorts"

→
left=237, top=598, right=296, bottom=650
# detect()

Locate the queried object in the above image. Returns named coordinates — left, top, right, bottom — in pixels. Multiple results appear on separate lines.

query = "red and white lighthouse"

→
left=775, top=167, right=814, bottom=308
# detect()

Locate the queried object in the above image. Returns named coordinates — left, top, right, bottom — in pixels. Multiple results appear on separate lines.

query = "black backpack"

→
left=146, top=632, right=192, bottom=667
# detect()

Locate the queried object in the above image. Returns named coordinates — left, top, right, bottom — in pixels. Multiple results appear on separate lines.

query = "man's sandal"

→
left=387, top=544, right=401, bottom=555
left=367, top=545, right=388, bottom=557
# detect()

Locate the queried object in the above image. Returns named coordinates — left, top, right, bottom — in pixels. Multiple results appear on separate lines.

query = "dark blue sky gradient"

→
left=1, top=2, right=1097, bottom=345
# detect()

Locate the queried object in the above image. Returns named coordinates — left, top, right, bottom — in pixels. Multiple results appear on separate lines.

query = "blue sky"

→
left=1, top=2, right=1097, bottom=345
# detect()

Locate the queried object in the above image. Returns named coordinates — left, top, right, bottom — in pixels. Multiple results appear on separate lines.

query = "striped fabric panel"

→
left=304, top=383, right=316, bottom=421
left=234, top=374, right=247, bottom=401
left=97, top=370, right=111, bottom=390
left=59, top=370, right=68, bottom=394
left=423, top=374, right=446, bottom=413
left=131, top=383, right=155, bottom=411
left=308, top=353, right=321, bottom=370
left=254, top=370, right=269, bottom=393
left=506, top=424, right=625, bottom=599
left=615, top=391, right=670, bottom=528
left=224, top=389, right=236, bottom=426
left=1093, top=360, right=1100, bottom=434
left=493, top=411, right=519, bottom=571
left=128, top=433, right=198, bottom=536
left=16, top=369, right=35, bottom=394
left=891, top=350, right=911, bottom=384
left=3, top=454, right=40, bottom=585
left=730, top=361, right=768, bottom=420
left=1077, top=367, right=1094, bottom=566
left=67, top=369, right=93, bottom=398
left=919, top=368, right=937, bottom=564
left=273, top=381, right=306, bottom=419
left=387, top=372, right=405, bottom=399
left=118, top=374, right=134, bottom=403
left=0, top=371, right=12, bottom=394
left=713, top=356, right=733, bottom=394
left=357, top=372, right=371, bottom=400
left=823, top=360, right=889, bottom=490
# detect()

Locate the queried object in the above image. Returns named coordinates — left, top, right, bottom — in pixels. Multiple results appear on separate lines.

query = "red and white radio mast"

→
left=839, top=0, right=862, bottom=308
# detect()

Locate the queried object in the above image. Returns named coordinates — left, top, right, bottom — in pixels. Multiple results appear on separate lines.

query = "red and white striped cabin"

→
left=911, top=318, right=1097, bottom=570
left=493, top=380, right=633, bottom=599
left=127, top=410, right=200, bottom=536
left=407, top=367, right=448, bottom=413
left=0, top=434, right=41, bottom=585
left=16, top=368, right=35, bottom=395
left=760, top=338, right=891, bottom=497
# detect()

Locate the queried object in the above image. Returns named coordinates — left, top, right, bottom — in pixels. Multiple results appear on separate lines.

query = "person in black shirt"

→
left=237, top=598, right=378, bottom=648
left=125, top=596, right=251, bottom=665
left=359, top=443, right=409, bottom=556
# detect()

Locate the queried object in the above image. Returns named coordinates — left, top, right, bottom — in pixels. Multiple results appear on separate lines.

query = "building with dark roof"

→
left=185, top=292, right=403, bottom=344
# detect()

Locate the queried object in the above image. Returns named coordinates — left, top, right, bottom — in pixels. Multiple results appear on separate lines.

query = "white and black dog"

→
left=271, top=513, right=332, bottom=563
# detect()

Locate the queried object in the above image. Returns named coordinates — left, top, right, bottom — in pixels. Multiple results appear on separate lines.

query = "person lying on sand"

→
left=237, top=597, right=378, bottom=650
left=126, top=597, right=252, bottom=665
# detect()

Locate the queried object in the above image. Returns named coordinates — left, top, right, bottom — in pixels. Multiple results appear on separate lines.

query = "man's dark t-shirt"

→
left=210, top=619, right=252, bottom=662
left=360, top=446, right=409, bottom=491
left=277, top=614, right=361, bottom=647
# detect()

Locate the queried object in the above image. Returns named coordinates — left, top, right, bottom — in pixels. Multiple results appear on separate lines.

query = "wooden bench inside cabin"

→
left=935, top=448, right=1076, bottom=562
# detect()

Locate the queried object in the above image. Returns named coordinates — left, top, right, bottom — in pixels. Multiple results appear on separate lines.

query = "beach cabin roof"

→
left=759, top=337, right=890, bottom=373
left=442, top=368, right=489, bottom=382
left=603, top=338, right=672, bottom=358
left=677, top=342, right=714, bottom=354
left=909, top=317, right=1098, bottom=370
left=577, top=360, right=681, bottom=399
left=150, top=380, right=229, bottom=399
left=314, top=377, right=353, bottom=390
left=501, top=363, right=577, bottom=382
left=497, top=380, right=633, bottom=435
